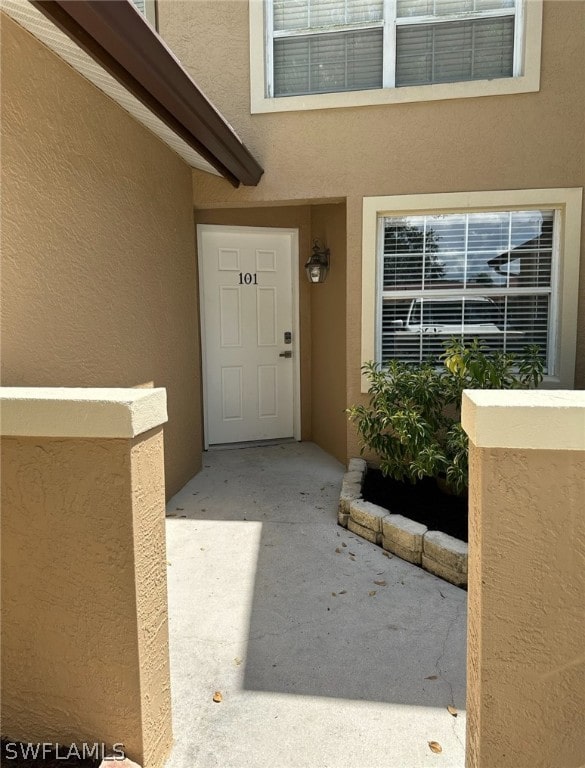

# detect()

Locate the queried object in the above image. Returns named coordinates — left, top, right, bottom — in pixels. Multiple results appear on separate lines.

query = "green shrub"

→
left=347, top=340, right=544, bottom=495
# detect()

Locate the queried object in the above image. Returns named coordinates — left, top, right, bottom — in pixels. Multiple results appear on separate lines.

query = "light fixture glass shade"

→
left=305, top=240, right=330, bottom=283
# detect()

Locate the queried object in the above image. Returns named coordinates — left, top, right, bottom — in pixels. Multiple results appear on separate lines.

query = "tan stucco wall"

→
left=466, top=442, right=585, bottom=768
left=310, top=203, right=347, bottom=463
left=1, top=428, right=172, bottom=767
left=130, top=430, right=173, bottom=767
left=158, top=0, right=585, bottom=457
left=0, top=15, right=202, bottom=496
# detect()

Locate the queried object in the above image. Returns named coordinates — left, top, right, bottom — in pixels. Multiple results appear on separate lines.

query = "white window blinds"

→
left=379, top=210, right=554, bottom=367
left=131, top=0, right=157, bottom=27
left=272, top=0, right=384, bottom=95
left=274, top=30, right=383, bottom=95
left=269, top=0, right=518, bottom=96
left=273, top=0, right=384, bottom=30
left=396, top=17, right=514, bottom=85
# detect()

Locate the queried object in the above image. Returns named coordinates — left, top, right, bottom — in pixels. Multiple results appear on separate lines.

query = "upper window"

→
left=271, top=0, right=516, bottom=97
left=131, top=0, right=157, bottom=28
left=249, top=0, right=542, bottom=112
left=360, top=190, right=583, bottom=391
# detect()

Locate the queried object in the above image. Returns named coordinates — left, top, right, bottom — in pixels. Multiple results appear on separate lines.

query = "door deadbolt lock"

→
left=279, top=351, right=292, bottom=358
left=284, top=331, right=292, bottom=344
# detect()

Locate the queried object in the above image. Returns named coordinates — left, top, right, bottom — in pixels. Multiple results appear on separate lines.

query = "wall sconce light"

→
left=305, top=239, right=330, bottom=283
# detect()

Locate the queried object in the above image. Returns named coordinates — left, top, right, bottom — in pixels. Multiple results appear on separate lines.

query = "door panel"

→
left=257, top=287, right=277, bottom=346
left=219, top=287, right=242, bottom=347
left=199, top=227, right=296, bottom=444
left=221, top=367, right=243, bottom=420
left=258, top=365, right=278, bottom=418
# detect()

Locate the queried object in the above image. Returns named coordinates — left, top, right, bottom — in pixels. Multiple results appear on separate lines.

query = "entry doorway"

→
left=197, top=225, right=300, bottom=447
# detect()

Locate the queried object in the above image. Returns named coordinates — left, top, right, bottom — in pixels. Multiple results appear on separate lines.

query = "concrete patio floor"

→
left=164, top=442, right=467, bottom=768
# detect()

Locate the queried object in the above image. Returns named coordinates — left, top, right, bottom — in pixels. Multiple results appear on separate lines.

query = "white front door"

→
left=198, top=225, right=298, bottom=445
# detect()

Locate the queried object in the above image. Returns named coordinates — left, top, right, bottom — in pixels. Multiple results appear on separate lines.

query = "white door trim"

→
left=197, top=224, right=301, bottom=449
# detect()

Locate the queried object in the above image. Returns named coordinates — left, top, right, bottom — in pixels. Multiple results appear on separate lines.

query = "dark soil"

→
left=362, top=468, right=468, bottom=542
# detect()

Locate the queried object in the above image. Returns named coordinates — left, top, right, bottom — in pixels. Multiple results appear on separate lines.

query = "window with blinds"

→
left=269, top=0, right=519, bottom=97
left=378, top=209, right=555, bottom=368
left=131, top=0, right=157, bottom=28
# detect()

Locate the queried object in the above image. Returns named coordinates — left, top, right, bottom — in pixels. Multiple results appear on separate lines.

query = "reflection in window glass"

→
left=380, top=210, right=554, bottom=366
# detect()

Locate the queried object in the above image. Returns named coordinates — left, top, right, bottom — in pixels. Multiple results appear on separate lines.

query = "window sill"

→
left=251, top=73, right=540, bottom=114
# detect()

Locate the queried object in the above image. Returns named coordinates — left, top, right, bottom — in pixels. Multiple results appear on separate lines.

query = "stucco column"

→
left=462, top=390, right=585, bottom=768
left=1, top=388, right=173, bottom=768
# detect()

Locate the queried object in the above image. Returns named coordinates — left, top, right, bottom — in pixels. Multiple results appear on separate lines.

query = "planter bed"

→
left=363, top=469, right=468, bottom=542
left=338, top=459, right=468, bottom=588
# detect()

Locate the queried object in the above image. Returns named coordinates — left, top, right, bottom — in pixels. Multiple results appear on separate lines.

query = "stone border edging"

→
left=338, top=459, right=468, bottom=588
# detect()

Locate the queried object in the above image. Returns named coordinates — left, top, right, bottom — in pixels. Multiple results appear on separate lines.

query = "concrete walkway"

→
left=165, top=442, right=467, bottom=768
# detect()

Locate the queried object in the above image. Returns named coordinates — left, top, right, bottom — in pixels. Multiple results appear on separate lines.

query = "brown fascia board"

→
left=32, top=0, right=264, bottom=187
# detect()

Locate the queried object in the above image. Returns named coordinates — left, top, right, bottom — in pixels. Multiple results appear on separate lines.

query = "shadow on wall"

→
left=167, top=442, right=466, bottom=709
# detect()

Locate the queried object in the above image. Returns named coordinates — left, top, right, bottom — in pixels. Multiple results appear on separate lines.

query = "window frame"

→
left=132, top=0, right=158, bottom=29
left=249, top=0, right=542, bottom=113
left=361, top=189, right=583, bottom=392
left=376, top=209, right=557, bottom=369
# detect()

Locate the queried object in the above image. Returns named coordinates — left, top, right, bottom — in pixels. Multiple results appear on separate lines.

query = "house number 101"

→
left=238, top=272, right=258, bottom=285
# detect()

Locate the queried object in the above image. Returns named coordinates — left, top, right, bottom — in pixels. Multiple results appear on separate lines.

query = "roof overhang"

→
left=1, top=0, right=263, bottom=187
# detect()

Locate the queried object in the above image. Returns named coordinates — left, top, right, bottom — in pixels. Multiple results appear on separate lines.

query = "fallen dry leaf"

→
left=382, top=551, right=391, bottom=558
left=447, top=705, right=458, bottom=717
left=342, top=542, right=347, bottom=547
left=234, top=657, right=242, bottom=666
left=176, top=507, right=184, bottom=511
left=335, top=548, right=342, bottom=554
left=349, top=552, right=356, bottom=556
left=212, top=691, right=223, bottom=703
left=332, top=592, right=337, bottom=597
left=425, top=675, right=438, bottom=680
left=428, top=741, right=442, bottom=754
left=368, top=590, right=377, bottom=597
left=373, top=580, right=387, bottom=586
left=349, top=556, right=356, bottom=561
left=338, top=590, right=347, bottom=595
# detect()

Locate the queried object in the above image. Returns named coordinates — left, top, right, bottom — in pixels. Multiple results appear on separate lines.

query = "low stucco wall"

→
left=0, top=15, right=202, bottom=497
left=462, top=391, right=585, bottom=768
left=0, top=389, right=172, bottom=767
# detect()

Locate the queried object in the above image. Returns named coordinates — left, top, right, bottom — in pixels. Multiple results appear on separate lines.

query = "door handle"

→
left=279, top=351, right=292, bottom=358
